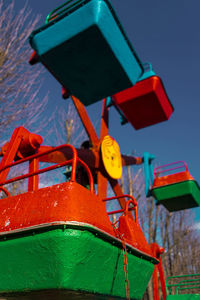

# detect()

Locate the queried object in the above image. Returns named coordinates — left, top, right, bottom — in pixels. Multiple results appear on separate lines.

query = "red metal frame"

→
left=28, top=158, right=39, bottom=191
left=102, top=194, right=153, bottom=255
left=103, top=195, right=138, bottom=222
left=0, top=127, right=43, bottom=184
left=70, top=96, right=143, bottom=205
left=153, top=161, right=194, bottom=188
left=98, top=98, right=109, bottom=199
left=0, top=98, right=143, bottom=205
left=0, top=144, right=95, bottom=194
left=0, top=102, right=158, bottom=260
left=154, top=161, right=188, bottom=177
left=0, top=126, right=154, bottom=256
left=151, top=243, right=167, bottom=300
left=0, top=99, right=144, bottom=230
left=29, top=50, right=39, bottom=65
left=0, top=186, right=11, bottom=197
left=71, top=96, right=99, bottom=147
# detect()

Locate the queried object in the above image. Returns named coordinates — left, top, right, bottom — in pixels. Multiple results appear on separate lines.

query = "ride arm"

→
left=144, top=152, right=155, bottom=197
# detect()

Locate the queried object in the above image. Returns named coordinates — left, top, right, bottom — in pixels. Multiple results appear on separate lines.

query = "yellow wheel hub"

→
left=101, top=135, right=122, bottom=179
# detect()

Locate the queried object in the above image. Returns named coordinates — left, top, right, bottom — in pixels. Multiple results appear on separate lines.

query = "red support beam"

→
left=151, top=243, right=166, bottom=300
left=0, top=127, right=25, bottom=184
left=152, top=265, right=160, bottom=300
left=28, top=158, right=39, bottom=192
left=158, top=257, right=167, bottom=300
left=98, top=99, right=109, bottom=199
left=122, top=154, right=143, bottom=166
left=37, top=146, right=98, bottom=169
left=71, top=96, right=99, bottom=147
left=108, top=178, right=126, bottom=210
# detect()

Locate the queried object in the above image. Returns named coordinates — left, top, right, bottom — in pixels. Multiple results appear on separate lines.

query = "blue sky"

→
left=14, top=0, right=200, bottom=221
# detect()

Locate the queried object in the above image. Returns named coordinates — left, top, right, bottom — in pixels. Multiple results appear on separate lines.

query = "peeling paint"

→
left=5, top=220, right=10, bottom=227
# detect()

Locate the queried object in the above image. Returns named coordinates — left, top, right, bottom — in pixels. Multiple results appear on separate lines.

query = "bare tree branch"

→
left=0, top=0, right=48, bottom=141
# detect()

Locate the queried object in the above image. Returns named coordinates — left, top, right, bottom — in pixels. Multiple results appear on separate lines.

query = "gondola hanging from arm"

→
left=29, top=0, right=144, bottom=106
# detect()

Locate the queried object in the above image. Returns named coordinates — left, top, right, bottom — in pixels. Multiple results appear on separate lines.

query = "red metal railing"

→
left=154, top=161, right=188, bottom=178
left=103, top=194, right=138, bottom=223
left=0, top=186, right=11, bottom=197
left=0, top=144, right=94, bottom=194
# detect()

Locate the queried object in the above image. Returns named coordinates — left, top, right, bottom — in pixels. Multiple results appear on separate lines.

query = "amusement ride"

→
left=0, top=0, right=199, bottom=299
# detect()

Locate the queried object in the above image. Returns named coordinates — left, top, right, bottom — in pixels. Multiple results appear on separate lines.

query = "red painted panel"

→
left=153, top=171, right=194, bottom=188
left=0, top=181, right=153, bottom=257
left=113, top=76, right=174, bottom=130
left=118, top=215, right=152, bottom=255
left=0, top=182, right=113, bottom=235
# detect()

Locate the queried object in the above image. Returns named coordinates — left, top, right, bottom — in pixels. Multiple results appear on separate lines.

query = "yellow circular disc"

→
left=101, top=135, right=122, bottom=179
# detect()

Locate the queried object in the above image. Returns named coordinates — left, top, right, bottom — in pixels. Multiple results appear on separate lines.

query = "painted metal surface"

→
left=0, top=105, right=153, bottom=300
left=153, top=171, right=194, bottom=188
left=29, top=0, right=143, bottom=105
left=151, top=243, right=167, bottom=300
left=0, top=181, right=154, bottom=257
left=0, top=227, right=156, bottom=300
left=152, top=162, right=200, bottom=211
left=152, top=180, right=200, bottom=211
left=166, top=296, right=200, bottom=299
left=0, top=113, right=143, bottom=210
left=153, top=161, right=194, bottom=188
left=113, top=75, right=174, bottom=130
left=101, top=135, right=122, bottom=179
left=71, top=96, right=99, bottom=147
left=0, top=125, right=156, bottom=299
left=166, top=274, right=200, bottom=300
left=0, top=135, right=155, bottom=300
left=0, top=127, right=42, bottom=185
left=104, top=195, right=152, bottom=255
left=143, top=152, right=155, bottom=197
left=0, top=143, right=95, bottom=194
left=0, top=181, right=112, bottom=236
left=0, top=174, right=157, bottom=298
left=36, top=145, right=142, bottom=169
left=97, top=98, right=109, bottom=199
left=138, top=63, right=156, bottom=81
left=69, top=97, right=142, bottom=204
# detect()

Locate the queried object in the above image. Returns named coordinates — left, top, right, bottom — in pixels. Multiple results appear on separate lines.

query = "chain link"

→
left=112, top=221, right=130, bottom=300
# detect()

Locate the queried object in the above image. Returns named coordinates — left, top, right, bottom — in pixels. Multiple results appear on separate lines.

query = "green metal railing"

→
left=46, top=0, right=83, bottom=23
left=166, top=274, right=200, bottom=295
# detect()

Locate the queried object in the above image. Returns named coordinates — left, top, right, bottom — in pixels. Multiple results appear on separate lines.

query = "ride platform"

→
left=0, top=181, right=157, bottom=300
left=0, top=137, right=158, bottom=300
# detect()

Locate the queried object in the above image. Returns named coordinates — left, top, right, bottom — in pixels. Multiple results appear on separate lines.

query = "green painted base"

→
left=0, top=226, right=155, bottom=300
left=167, top=294, right=200, bottom=300
left=152, top=180, right=200, bottom=212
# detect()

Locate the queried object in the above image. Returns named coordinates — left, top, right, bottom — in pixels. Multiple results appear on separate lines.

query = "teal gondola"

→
left=29, top=0, right=144, bottom=105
